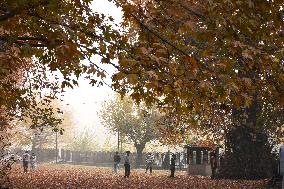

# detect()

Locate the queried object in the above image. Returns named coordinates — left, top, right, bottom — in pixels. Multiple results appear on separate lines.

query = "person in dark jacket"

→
left=124, top=151, right=131, bottom=178
left=280, top=142, right=284, bottom=188
left=114, top=151, right=121, bottom=174
left=163, top=152, right=170, bottom=170
left=210, top=151, right=217, bottom=179
left=22, top=151, right=30, bottom=173
left=170, top=154, right=176, bottom=177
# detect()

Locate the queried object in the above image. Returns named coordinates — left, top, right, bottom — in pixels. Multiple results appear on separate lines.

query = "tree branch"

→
left=0, top=35, right=65, bottom=48
left=130, top=13, right=191, bottom=58
left=178, top=2, right=205, bottom=20
left=129, top=12, right=214, bottom=73
left=15, top=41, right=46, bottom=48
left=0, top=11, right=16, bottom=21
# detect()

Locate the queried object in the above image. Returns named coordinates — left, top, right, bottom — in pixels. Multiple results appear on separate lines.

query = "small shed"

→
left=184, top=144, right=219, bottom=176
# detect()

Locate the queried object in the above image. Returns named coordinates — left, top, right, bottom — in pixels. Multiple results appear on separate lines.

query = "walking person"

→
left=22, top=151, right=30, bottom=173
left=280, top=142, right=284, bottom=189
left=124, top=151, right=131, bottom=178
left=114, top=151, right=121, bottom=174
left=145, top=152, right=154, bottom=174
left=170, top=154, right=176, bottom=177
left=30, top=153, right=37, bottom=171
left=163, top=152, right=170, bottom=170
left=210, top=151, right=217, bottom=179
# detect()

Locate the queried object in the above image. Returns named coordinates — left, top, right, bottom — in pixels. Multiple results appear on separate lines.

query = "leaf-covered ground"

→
left=0, top=164, right=266, bottom=189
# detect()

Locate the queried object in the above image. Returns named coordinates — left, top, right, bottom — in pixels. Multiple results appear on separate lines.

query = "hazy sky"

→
left=62, top=0, right=122, bottom=147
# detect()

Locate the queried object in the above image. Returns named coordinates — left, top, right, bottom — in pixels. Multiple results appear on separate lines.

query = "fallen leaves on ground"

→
left=0, top=164, right=266, bottom=189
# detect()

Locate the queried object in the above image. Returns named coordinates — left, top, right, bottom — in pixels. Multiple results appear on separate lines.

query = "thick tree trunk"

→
left=135, top=143, right=145, bottom=168
left=31, top=136, right=37, bottom=152
left=219, top=93, right=277, bottom=179
left=31, top=135, right=40, bottom=155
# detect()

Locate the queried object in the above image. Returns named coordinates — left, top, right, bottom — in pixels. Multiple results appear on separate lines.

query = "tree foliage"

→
left=67, top=128, right=99, bottom=152
left=111, top=0, right=284, bottom=143
left=13, top=100, right=75, bottom=151
left=0, top=0, right=126, bottom=127
left=113, top=0, right=284, bottom=111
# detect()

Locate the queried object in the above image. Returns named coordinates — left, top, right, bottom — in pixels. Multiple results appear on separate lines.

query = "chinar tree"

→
left=0, top=0, right=126, bottom=177
left=99, top=94, right=160, bottom=168
left=112, top=0, right=284, bottom=179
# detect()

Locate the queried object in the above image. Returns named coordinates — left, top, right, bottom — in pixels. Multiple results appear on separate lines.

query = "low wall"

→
left=187, top=164, right=212, bottom=176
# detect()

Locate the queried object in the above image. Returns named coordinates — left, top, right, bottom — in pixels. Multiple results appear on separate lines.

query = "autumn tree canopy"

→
left=112, top=0, right=284, bottom=139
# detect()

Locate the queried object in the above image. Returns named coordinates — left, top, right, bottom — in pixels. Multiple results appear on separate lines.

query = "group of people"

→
left=22, top=150, right=177, bottom=177
left=113, top=151, right=177, bottom=178
left=22, top=151, right=37, bottom=172
left=113, top=151, right=131, bottom=178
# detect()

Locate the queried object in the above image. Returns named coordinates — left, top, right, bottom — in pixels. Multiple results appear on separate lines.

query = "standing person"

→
left=145, top=152, right=154, bottom=174
left=163, top=152, right=170, bottom=170
left=30, top=153, right=37, bottom=171
left=210, top=151, right=217, bottom=179
left=170, top=154, right=176, bottom=177
left=114, top=151, right=121, bottom=174
left=124, top=151, right=131, bottom=178
left=22, top=151, right=30, bottom=172
left=280, top=142, right=284, bottom=189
